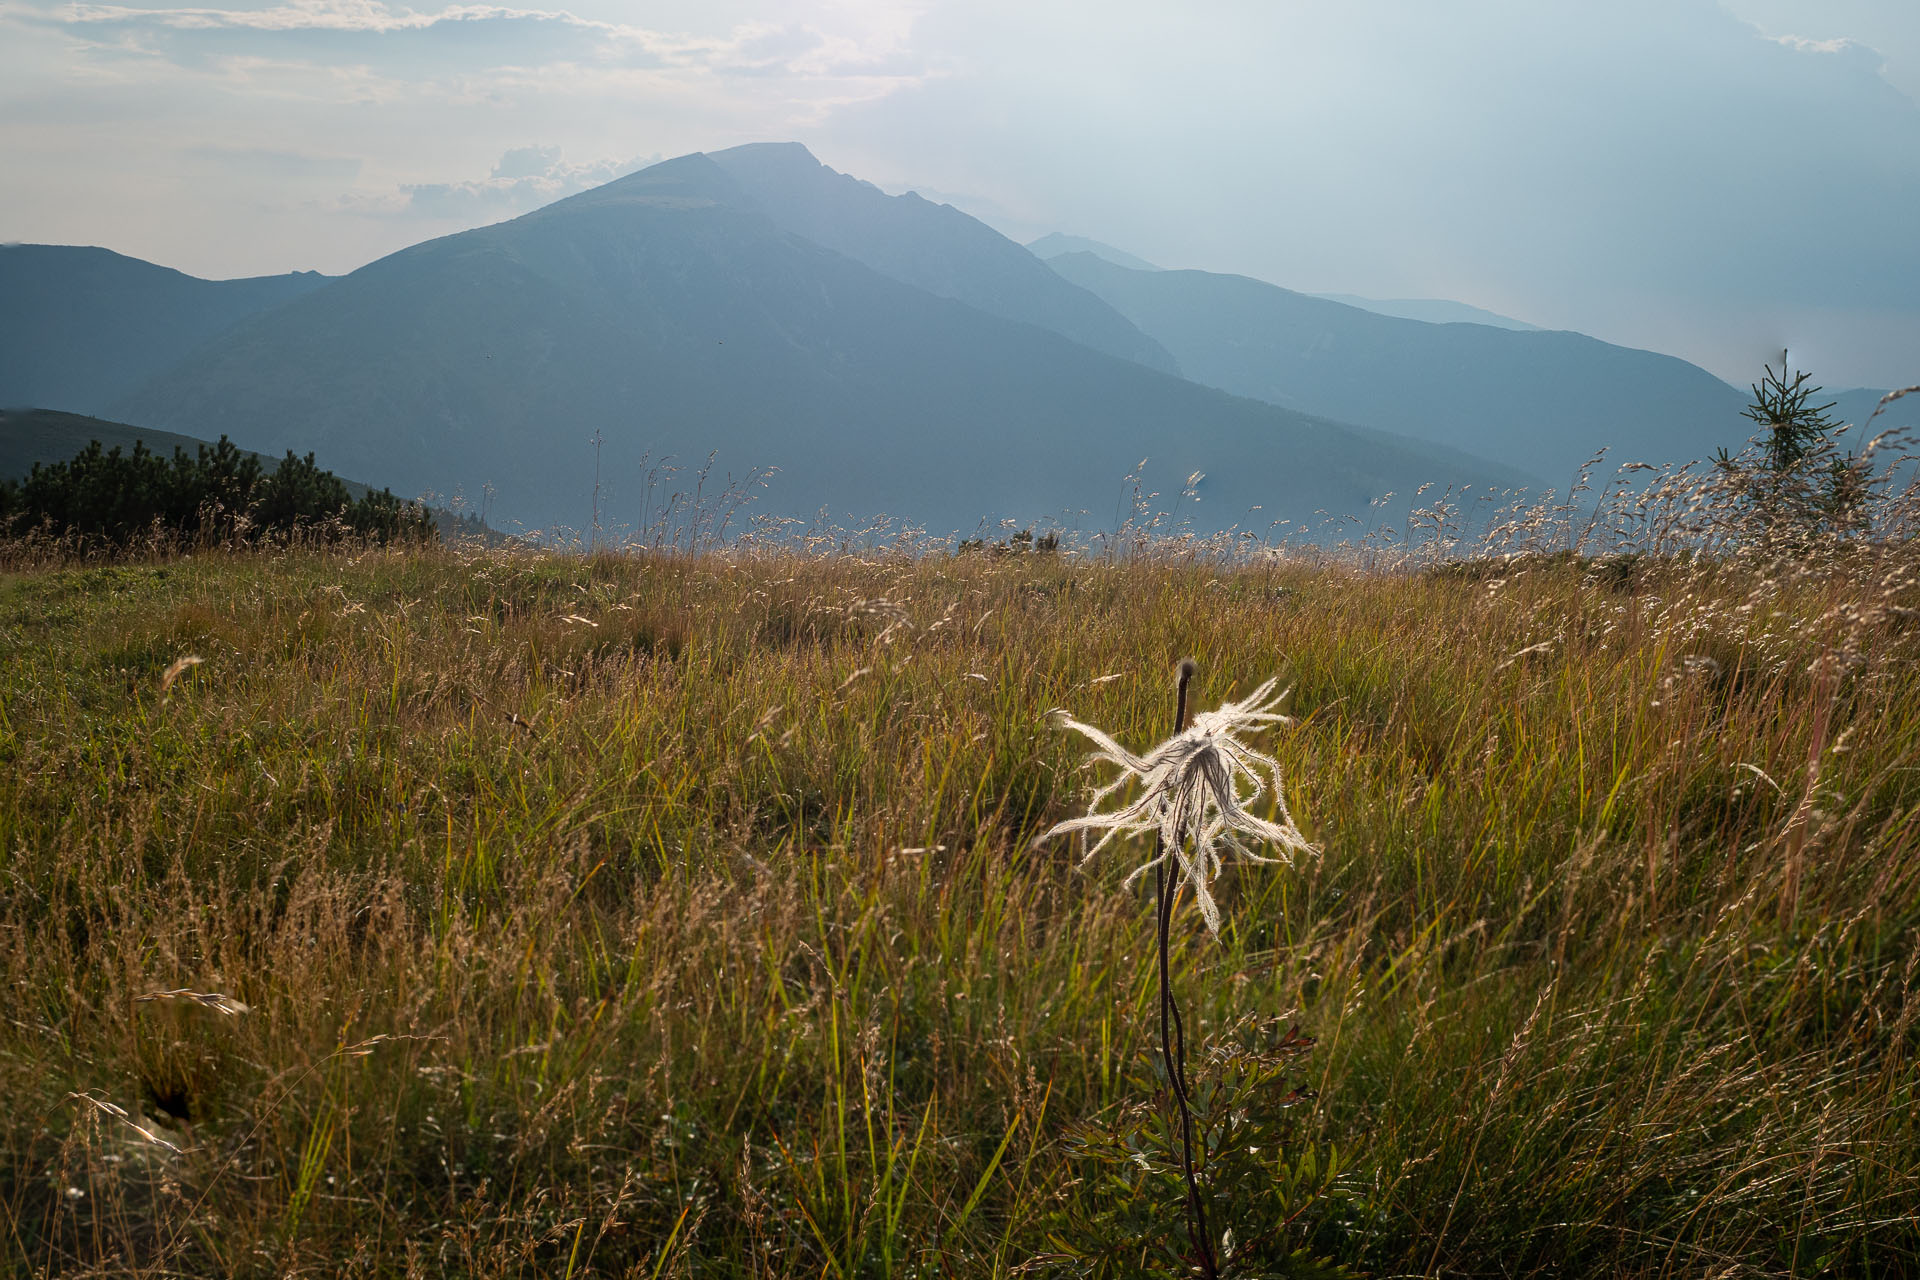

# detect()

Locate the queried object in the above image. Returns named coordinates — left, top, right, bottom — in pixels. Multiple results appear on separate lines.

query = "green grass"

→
left=1, top=541, right=1915, bottom=1276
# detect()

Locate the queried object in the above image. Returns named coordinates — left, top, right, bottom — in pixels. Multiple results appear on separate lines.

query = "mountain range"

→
left=57, top=151, right=1522, bottom=535
left=5, top=143, right=1910, bottom=536
left=1308, top=294, right=1540, bottom=331
left=1026, top=234, right=1164, bottom=274
left=1024, top=239, right=1915, bottom=479
left=710, top=145, right=1178, bottom=375
left=1024, top=236, right=1541, bottom=330
left=1046, top=252, right=1752, bottom=487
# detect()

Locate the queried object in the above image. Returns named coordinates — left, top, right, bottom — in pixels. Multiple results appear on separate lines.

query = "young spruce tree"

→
left=1715, top=351, right=1865, bottom=542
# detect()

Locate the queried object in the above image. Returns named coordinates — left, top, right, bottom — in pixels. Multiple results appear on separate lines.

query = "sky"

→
left=3, top=0, right=1917, bottom=389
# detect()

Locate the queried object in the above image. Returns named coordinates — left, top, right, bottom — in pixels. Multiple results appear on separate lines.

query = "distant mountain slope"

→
left=2, top=408, right=500, bottom=543
left=110, top=153, right=1525, bottom=536
left=1027, top=234, right=1162, bottom=272
left=0, top=246, right=333, bottom=414
left=1049, top=252, right=1749, bottom=486
left=1311, top=293, right=1540, bottom=331
left=0, top=408, right=242, bottom=479
left=0, top=406, right=406, bottom=504
left=706, top=144, right=1179, bottom=375
left=1830, top=387, right=1920, bottom=435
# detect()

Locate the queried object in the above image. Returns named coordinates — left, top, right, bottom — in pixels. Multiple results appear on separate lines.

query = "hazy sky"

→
left=4, top=0, right=1917, bottom=388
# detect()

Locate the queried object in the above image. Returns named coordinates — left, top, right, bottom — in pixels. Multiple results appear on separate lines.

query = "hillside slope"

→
left=708, top=144, right=1178, bottom=375
left=0, top=408, right=242, bottom=479
left=110, top=154, right=1524, bottom=536
left=1048, top=252, right=1751, bottom=486
left=1311, top=293, right=1540, bottom=331
left=1823, top=387, right=1920, bottom=437
left=0, top=246, right=332, bottom=413
left=1, top=406, right=414, bottom=505
left=1027, top=234, right=1163, bottom=272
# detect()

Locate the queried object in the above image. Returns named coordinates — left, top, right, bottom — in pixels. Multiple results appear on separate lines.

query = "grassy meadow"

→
left=2, top=534, right=1917, bottom=1276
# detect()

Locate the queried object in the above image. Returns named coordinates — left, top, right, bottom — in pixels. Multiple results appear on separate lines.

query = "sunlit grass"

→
left=1, top=537, right=1916, bottom=1276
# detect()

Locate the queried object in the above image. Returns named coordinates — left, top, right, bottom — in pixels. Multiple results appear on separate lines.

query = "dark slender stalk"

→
left=1157, top=658, right=1217, bottom=1278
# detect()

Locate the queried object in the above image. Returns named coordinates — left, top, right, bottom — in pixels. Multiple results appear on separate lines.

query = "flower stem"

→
left=1158, top=658, right=1217, bottom=1277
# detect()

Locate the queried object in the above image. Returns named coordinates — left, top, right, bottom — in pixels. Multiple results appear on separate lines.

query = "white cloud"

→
left=1769, top=34, right=1858, bottom=55
left=25, top=0, right=929, bottom=78
left=491, top=143, right=559, bottom=179
left=393, top=146, right=659, bottom=218
left=53, top=0, right=533, bottom=33
left=1719, top=0, right=1920, bottom=99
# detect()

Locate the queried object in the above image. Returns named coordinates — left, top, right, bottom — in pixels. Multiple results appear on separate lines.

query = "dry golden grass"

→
left=1, top=531, right=1916, bottom=1276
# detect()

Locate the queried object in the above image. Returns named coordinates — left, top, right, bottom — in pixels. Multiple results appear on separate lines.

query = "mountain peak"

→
left=700, top=146, right=1179, bottom=374
left=558, top=150, right=743, bottom=212
left=707, top=141, right=876, bottom=199
left=708, top=140, right=822, bottom=171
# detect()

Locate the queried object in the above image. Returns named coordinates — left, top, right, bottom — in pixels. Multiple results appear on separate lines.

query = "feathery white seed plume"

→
left=1038, top=677, right=1317, bottom=933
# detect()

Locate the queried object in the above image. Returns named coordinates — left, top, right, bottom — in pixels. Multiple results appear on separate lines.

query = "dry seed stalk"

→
left=1041, top=659, right=1317, bottom=1274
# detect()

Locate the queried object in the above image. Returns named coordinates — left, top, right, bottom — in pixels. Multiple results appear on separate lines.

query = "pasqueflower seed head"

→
left=1039, top=677, right=1317, bottom=933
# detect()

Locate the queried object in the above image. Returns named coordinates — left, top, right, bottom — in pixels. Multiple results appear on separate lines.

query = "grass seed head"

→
left=159, top=654, right=204, bottom=696
left=1040, top=676, right=1317, bottom=932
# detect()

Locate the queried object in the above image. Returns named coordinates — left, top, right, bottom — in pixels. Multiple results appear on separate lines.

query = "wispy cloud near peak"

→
left=395, top=146, right=658, bottom=219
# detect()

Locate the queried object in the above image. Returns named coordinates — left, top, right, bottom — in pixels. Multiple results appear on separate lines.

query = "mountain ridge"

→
left=1310, top=293, right=1541, bottom=331
left=104, top=152, right=1527, bottom=535
left=704, top=144, right=1179, bottom=375
left=1027, top=233, right=1163, bottom=273
left=1046, top=251, right=1754, bottom=486
left=0, top=245, right=334, bottom=413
